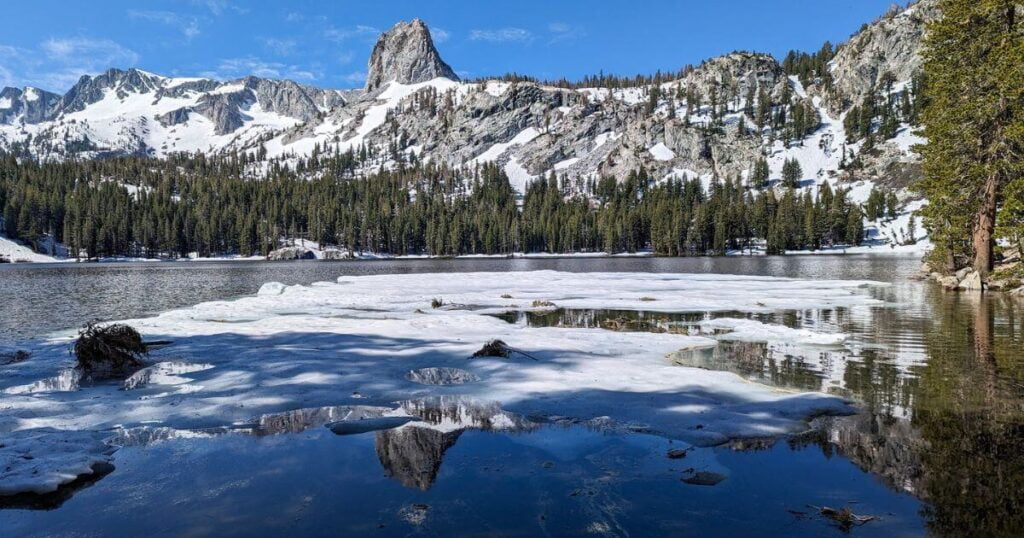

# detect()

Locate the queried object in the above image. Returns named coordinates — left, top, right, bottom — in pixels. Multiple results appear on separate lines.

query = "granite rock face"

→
left=365, top=19, right=458, bottom=91
left=824, top=0, right=939, bottom=113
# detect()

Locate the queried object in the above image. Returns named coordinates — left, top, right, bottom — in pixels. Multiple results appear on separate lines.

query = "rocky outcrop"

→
left=266, top=247, right=315, bottom=261
left=365, top=19, right=458, bottom=91
left=825, top=0, right=940, bottom=112
left=0, top=87, right=61, bottom=124
left=57, top=68, right=164, bottom=114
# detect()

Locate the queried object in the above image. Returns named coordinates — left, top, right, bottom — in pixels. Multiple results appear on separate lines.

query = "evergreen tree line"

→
left=0, top=152, right=868, bottom=260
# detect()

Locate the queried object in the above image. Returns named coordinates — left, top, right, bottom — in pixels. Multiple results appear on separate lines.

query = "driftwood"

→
left=812, top=505, right=878, bottom=530
left=471, top=339, right=539, bottom=361
left=73, top=323, right=148, bottom=378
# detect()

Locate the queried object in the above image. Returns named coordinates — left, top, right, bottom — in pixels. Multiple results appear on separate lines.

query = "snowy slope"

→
left=0, top=234, right=63, bottom=263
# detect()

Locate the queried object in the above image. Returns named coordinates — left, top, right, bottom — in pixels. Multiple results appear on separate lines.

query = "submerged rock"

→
left=398, top=503, right=430, bottom=526
left=667, top=448, right=689, bottom=459
left=681, top=471, right=726, bottom=486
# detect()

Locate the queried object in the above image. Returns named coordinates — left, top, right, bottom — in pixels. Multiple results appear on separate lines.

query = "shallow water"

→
left=2, top=399, right=926, bottom=537
left=2, top=254, right=1023, bottom=535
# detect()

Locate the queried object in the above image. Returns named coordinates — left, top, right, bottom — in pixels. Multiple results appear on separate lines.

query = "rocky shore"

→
left=916, top=247, right=1024, bottom=295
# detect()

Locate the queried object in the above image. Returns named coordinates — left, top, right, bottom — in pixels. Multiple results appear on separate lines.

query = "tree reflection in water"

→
left=810, top=290, right=1024, bottom=536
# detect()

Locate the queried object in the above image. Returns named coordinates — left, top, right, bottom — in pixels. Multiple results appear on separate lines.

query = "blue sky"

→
left=1, top=0, right=903, bottom=92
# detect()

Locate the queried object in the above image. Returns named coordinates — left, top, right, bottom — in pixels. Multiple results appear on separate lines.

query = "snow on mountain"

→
left=0, top=0, right=934, bottom=237
left=0, top=68, right=347, bottom=159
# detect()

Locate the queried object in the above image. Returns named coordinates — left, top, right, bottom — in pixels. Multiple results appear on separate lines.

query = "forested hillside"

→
left=0, top=153, right=884, bottom=259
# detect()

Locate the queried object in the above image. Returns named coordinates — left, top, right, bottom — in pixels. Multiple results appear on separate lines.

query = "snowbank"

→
left=0, top=271, right=887, bottom=495
left=0, top=429, right=115, bottom=495
left=0, top=234, right=64, bottom=263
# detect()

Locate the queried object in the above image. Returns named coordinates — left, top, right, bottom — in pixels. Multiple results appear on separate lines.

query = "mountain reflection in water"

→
left=375, top=397, right=536, bottom=490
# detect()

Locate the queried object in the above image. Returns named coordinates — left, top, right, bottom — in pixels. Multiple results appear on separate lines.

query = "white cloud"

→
left=547, top=22, right=585, bottom=44
left=191, top=0, right=246, bottom=16
left=432, top=27, right=451, bottom=43
left=469, top=28, right=533, bottom=43
left=261, top=38, right=297, bottom=57
left=42, top=37, right=139, bottom=65
left=128, top=10, right=202, bottom=40
left=0, top=37, right=140, bottom=92
left=337, top=51, right=355, bottom=65
left=204, top=57, right=320, bottom=82
left=341, top=71, right=366, bottom=85
left=324, top=25, right=379, bottom=43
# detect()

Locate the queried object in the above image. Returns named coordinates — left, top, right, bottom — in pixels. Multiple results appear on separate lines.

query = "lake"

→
left=1, top=255, right=1022, bottom=536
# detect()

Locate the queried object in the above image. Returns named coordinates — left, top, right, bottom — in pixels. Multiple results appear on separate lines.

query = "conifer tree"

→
left=917, top=0, right=1024, bottom=274
left=781, top=158, right=803, bottom=188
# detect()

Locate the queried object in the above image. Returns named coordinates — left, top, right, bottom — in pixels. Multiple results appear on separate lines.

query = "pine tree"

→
left=916, top=0, right=1024, bottom=275
left=751, top=157, right=770, bottom=189
left=781, top=158, right=803, bottom=188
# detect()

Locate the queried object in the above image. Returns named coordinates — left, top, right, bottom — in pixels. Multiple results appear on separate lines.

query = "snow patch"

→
left=471, top=127, right=541, bottom=164
left=649, top=142, right=675, bottom=161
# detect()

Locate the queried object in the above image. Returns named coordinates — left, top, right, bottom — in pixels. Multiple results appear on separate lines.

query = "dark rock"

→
left=667, top=448, right=689, bottom=459
left=681, top=471, right=726, bottom=486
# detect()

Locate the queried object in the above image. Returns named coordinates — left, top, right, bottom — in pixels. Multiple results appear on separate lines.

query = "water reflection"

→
left=809, top=290, right=1024, bottom=535
left=495, top=286, right=1024, bottom=534
left=108, top=398, right=535, bottom=493
left=669, top=341, right=825, bottom=392
left=3, top=257, right=1022, bottom=533
left=376, top=397, right=536, bottom=490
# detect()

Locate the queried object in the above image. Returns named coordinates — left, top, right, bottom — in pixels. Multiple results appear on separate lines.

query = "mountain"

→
left=0, top=68, right=350, bottom=159
left=365, top=18, right=459, bottom=91
left=0, top=87, right=61, bottom=124
left=0, top=1, right=934, bottom=199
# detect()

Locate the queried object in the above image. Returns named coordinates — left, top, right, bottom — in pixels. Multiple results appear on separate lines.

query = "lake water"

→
left=1, top=255, right=1022, bottom=536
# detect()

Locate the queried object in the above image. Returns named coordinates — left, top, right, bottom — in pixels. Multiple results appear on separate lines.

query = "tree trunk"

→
left=972, top=172, right=999, bottom=276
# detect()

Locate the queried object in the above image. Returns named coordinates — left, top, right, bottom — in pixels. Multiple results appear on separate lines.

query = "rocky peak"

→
left=365, top=18, right=458, bottom=91
left=0, top=86, right=61, bottom=125
left=57, top=68, right=165, bottom=115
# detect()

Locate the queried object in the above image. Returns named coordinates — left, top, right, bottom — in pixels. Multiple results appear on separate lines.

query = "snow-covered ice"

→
left=0, top=429, right=115, bottom=495
left=0, top=270, right=888, bottom=496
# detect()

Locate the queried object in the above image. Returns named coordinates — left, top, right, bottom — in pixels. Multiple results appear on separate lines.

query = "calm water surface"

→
left=0, top=255, right=909, bottom=342
left=1, top=255, right=1022, bottom=536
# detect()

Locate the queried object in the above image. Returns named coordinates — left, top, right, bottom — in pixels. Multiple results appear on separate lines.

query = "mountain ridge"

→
left=0, top=1, right=934, bottom=199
